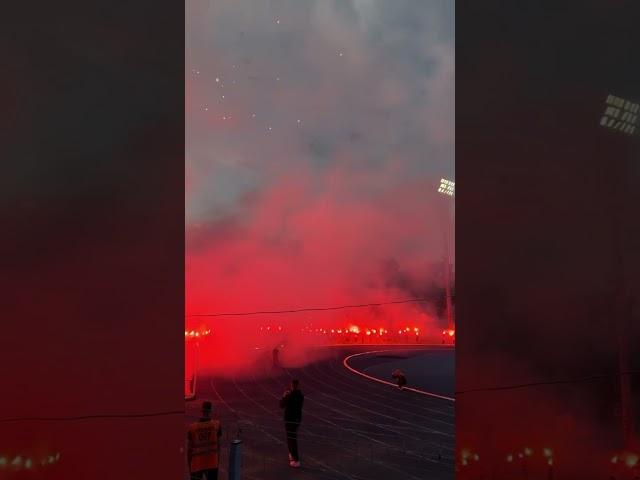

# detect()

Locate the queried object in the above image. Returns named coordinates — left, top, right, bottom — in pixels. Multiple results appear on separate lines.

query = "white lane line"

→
left=342, top=350, right=455, bottom=402
left=314, top=360, right=454, bottom=423
left=230, top=377, right=361, bottom=480
left=305, top=362, right=454, bottom=437
left=263, top=369, right=449, bottom=469
left=325, top=358, right=454, bottom=418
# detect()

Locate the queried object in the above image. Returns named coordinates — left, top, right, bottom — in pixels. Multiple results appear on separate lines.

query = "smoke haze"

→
left=185, top=0, right=455, bottom=374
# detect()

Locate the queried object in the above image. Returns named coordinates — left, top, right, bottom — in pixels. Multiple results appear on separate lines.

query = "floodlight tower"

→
left=184, top=327, right=210, bottom=401
left=438, top=178, right=455, bottom=333
left=599, top=93, right=639, bottom=450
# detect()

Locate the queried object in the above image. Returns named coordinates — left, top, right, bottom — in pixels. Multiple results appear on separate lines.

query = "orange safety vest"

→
left=188, top=419, right=221, bottom=472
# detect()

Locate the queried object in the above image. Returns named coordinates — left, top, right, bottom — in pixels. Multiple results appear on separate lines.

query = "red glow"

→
left=184, top=327, right=212, bottom=341
left=184, top=315, right=447, bottom=379
left=186, top=170, right=454, bottom=375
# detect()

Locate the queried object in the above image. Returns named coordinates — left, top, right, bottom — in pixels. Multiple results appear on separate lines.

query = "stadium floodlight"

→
left=438, top=177, right=455, bottom=333
left=600, top=94, right=639, bottom=137
left=438, top=178, right=455, bottom=196
left=601, top=93, right=639, bottom=449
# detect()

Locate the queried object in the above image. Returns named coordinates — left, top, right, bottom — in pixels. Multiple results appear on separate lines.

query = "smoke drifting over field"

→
left=185, top=0, right=454, bottom=374
left=186, top=172, right=453, bottom=376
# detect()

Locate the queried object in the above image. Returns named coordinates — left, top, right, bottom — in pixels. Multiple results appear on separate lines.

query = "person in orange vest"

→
left=187, top=400, right=222, bottom=480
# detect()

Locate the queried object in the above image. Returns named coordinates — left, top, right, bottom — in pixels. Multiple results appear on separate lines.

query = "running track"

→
left=186, top=346, right=454, bottom=479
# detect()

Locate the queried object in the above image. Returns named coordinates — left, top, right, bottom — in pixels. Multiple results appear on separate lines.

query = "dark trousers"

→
left=285, top=421, right=300, bottom=461
left=191, top=468, right=218, bottom=480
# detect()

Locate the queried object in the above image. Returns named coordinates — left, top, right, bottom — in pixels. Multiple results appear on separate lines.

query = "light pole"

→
left=437, top=178, right=455, bottom=334
left=599, top=93, right=639, bottom=449
left=184, top=328, right=211, bottom=401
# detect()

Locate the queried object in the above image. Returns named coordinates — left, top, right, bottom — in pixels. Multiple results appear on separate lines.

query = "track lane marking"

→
left=325, top=356, right=454, bottom=417
left=312, top=360, right=455, bottom=425
left=343, top=350, right=455, bottom=402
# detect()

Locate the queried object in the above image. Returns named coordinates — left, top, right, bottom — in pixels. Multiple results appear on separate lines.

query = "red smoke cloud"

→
left=186, top=165, right=451, bottom=375
left=184, top=0, right=455, bottom=377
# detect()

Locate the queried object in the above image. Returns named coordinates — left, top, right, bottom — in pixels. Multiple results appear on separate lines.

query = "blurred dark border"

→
left=1, top=2, right=184, bottom=478
left=456, top=1, right=640, bottom=478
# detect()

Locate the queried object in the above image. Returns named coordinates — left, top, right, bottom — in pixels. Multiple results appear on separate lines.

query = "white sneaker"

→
left=289, top=460, right=301, bottom=468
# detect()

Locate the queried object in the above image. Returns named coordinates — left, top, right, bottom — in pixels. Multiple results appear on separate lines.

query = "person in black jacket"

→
left=279, top=379, right=304, bottom=467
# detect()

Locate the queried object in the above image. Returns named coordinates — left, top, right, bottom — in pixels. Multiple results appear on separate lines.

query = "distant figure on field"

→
left=392, top=369, right=407, bottom=390
left=279, top=379, right=304, bottom=468
left=187, top=400, right=222, bottom=480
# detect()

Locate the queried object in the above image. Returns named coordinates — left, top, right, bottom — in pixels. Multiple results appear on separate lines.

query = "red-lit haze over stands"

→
left=185, top=174, right=455, bottom=376
left=186, top=0, right=455, bottom=377
left=184, top=302, right=454, bottom=379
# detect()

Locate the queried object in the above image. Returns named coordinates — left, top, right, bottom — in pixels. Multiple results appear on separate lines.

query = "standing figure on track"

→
left=392, top=369, right=407, bottom=390
left=187, top=400, right=222, bottom=480
left=279, top=378, right=304, bottom=468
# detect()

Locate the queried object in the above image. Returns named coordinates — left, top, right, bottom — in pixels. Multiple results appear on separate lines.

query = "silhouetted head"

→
left=291, top=379, right=300, bottom=390
left=202, top=400, right=213, bottom=417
